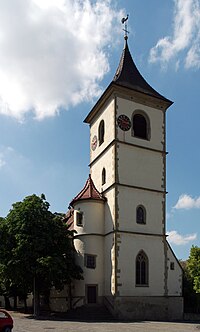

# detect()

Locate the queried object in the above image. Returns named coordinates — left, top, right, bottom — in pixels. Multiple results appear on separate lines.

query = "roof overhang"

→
left=84, top=82, right=173, bottom=124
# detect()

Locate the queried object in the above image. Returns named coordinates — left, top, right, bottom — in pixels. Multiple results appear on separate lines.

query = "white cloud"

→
left=149, top=0, right=200, bottom=69
left=0, top=146, right=16, bottom=169
left=167, top=230, right=197, bottom=245
left=0, top=158, right=6, bottom=169
left=173, top=194, right=200, bottom=209
left=0, top=147, right=14, bottom=169
left=0, top=0, right=124, bottom=120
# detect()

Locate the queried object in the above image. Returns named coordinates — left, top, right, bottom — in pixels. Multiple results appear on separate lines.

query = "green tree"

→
left=180, top=259, right=199, bottom=313
left=187, top=246, right=200, bottom=293
left=0, top=194, right=82, bottom=315
left=0, top=217, right=20, bottom=309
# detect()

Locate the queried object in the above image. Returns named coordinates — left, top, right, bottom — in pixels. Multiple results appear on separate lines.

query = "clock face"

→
left=117, top=114, right=131, bottom=131
left=91, top=135, right=97, bottom=151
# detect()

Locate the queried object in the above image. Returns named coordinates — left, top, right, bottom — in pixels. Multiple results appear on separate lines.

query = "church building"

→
left=64, top=33, right=183, bottom=320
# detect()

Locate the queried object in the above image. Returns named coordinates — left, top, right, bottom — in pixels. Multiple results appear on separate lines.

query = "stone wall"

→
left=111, top=296, right=184, bottom=321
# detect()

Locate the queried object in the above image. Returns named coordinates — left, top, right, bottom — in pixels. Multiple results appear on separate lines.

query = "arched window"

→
left=136, top=251, right=148, bottom=286
left=136, top=205, right=146, bottom=224
left=98, top=120, right=105, bottom=146
left=133, top=113, right=149, bottom=140
left=102, top=168, right=106, bottom=185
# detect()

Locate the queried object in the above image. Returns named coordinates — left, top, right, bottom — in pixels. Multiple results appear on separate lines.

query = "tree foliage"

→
left=180, top=246, right=200, bottom=313
left=0, top=194, right=82, bottom=313
left=180, top=259, right=199, bottom=313
left=187, top=246, right=200, bottom=293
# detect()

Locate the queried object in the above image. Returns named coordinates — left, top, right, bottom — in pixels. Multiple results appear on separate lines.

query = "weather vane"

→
left=121, top=14, right=129, bottom=39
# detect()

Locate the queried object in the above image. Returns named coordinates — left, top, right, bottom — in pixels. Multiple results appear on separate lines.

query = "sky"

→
left=0, top=0, right=199, bottom=260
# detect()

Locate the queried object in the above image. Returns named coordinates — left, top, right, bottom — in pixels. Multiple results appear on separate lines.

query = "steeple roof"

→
left=69, top=174, right=105, bottom=207
left=84, top=37, right=172, bottom=124
left=113, top=38, right=172, bottom=104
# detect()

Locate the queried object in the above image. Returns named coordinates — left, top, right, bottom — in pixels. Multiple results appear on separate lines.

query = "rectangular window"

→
left=170, top=262, right=175, bottom=270
left=85, top=254, right=96, bottom=269
left=76, top=211, right=83, bottom=226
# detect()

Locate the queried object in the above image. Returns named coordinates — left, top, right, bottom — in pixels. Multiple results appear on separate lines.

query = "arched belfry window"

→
left=98, top=120, right=105, bottom=146
left=136, top=251, right=148, bottom=286
left=102, top=168, right=106, bottom=185
left=136, top=205, right=146, bottom=224
left=132, top=113, right=150, bottom=140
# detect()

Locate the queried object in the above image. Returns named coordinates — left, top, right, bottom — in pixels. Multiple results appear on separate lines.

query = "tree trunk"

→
left=69, top=283, right=72, bottom=310
left=33, top=276, right=40, bottom=318
left=43, top=289, right=50, bottom=311
left=13, top=295, right=17, bottom=310
left=34, top=289, right=40, bottom=318
left=4, top=296, right=11, bottom=310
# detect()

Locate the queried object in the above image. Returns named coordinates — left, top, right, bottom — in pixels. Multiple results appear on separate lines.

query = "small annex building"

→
left=51, top=35, right=183, bottom=320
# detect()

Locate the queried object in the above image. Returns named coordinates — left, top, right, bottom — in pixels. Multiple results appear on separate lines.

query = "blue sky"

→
left=0, top=0, right=199, bottom=260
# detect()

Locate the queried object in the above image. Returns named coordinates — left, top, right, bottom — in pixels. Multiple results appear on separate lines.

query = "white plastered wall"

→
left=91, top=146, right=115, bottom=193
left=116, top=97, right=165, bottom=151
left=117, top=233, right=165, bottom=296
left=166, top=242, right=182, bottom=296
left=117, top=143, right=164, bottom=191
left=104, top=189, right=115, bottom=233
left=90, top=98, right=115, bottom=163
left=73, top=200, right=104, bottom=235
left=73, top=235, right=104, bottom=298
left=104, top=233, right=114, bottom=296
left=73, top=200, right=105, bottom=299
left=117, top=186, right=164, bottom=235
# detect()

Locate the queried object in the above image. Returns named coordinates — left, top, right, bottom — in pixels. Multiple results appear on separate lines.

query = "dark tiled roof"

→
left=84, top=38, right=173, bottom=124
left=64, top=208, right=74, bottom=230
left=113, top=38, right=172, bottom=104
left=69, top=174, right=105, bottom=207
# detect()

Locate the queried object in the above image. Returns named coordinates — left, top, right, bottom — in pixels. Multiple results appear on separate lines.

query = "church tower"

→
left=69, top=34, right=183, bottom=320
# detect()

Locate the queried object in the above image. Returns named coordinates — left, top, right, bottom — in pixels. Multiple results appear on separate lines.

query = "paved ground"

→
left=10, top=311, right=200, bottom=332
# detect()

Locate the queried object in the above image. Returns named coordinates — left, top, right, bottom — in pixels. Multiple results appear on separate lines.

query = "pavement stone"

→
left=10, top=311, right=200, bottom=332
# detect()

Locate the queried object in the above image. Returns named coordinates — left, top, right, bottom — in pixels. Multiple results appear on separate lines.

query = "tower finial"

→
left=121, top=14, right=129, bottom=41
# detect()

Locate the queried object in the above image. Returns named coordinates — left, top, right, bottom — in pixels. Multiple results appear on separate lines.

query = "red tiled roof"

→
left=69, top=174, right=105, bottom=207
left=64, top=208, right=74, bottom=230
